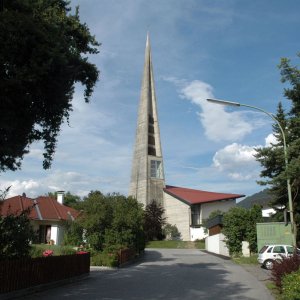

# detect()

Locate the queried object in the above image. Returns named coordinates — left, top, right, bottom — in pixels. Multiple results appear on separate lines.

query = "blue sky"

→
left=1, top=0, right=300, bottom=199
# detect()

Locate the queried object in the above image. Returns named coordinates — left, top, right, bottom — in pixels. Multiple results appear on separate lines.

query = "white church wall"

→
left=190, top=227, right=208, bottom=241
left=201, top=199, right=236, bottom=222
left=164, top=192, right=191, bottom=241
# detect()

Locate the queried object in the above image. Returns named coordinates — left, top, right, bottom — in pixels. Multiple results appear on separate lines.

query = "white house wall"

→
left=201, top=199, right=236, bottom=223
left=164, top=192, right=191, bottom=241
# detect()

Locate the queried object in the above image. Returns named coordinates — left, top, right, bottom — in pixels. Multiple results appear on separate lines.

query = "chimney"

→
left=56, top=191, right=65, bottom=204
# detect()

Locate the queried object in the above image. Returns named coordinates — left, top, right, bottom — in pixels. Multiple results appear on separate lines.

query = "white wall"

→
left=205, top=233, right=230, bottom=257
left=205, top=234, right=250, bottom=257
left=190, top=227, right=208, bottom=241
left=164, top=192, right=191, bottom=241
left=201, top=199, right=236, bottom=222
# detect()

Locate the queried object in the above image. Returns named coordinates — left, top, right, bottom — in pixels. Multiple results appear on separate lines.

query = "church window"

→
left=150, top=160, right=163, bottom=179
left=191, top=205, right=201, bottom=226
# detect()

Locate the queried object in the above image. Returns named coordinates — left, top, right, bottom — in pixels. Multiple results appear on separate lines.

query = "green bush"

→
left=281, top=269, right=300, bottom=300
left=30, top=244, right=76, bottom=257
left=91, top=251, right=118, bottom=267
left=163, top=224, right=181, bottom=240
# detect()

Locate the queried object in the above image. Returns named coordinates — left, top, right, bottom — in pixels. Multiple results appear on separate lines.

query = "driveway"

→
left=22, top=249, right=274, bottom=300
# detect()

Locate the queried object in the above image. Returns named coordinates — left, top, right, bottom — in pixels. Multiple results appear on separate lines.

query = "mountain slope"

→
left=237, top=189, right=274, bottom=209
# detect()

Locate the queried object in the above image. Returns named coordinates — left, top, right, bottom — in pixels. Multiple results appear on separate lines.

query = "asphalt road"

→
left=22, top=249, right=274, bottom=300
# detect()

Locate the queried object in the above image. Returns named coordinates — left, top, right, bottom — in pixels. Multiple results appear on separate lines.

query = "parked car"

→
left=258, top=244, right=299, bottom=270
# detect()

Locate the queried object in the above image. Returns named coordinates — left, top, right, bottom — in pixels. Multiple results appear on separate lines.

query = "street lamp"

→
left=207, top=98, right=296, bottom=247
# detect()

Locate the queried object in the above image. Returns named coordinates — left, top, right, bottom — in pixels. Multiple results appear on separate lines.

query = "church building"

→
left=129, top=34, right=244, bottom=241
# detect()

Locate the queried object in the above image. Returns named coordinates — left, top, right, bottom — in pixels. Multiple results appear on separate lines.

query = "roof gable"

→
left=164, top=185, right=244, bottom=205
left=1, top=195, right=79, bottom=221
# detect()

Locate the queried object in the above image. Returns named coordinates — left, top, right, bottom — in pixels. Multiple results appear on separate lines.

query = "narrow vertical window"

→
left=150, top=160, right=163, bottom=179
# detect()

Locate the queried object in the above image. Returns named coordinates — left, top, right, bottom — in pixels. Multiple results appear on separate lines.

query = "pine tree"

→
left=255, top=53, right=300, bottom=242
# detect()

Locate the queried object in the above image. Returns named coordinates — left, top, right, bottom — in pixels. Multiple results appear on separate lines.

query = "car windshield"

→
left=259, top=245, right=268, bottom=254
left=287, top=246, right=294, bottom=254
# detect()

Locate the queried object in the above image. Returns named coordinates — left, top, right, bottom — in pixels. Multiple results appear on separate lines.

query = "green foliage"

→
left=64, top=191, right=145, bottom=253
left=147, top=240, right=204, bottom=249
left=63, top=220, right=84, bottom=246
left=0, top=0, right=100, bottom=172
left=48, top=191, right=81, bottom=208
left=90, top=251, right=118, bottom=267
left=144, top=200, right=166, bottom=241
left=232, top=254, right=259, bottom=265
left=255, top=53, right=300, bottom=241
left=281, top=269, right=300, bottom=300
left=271, top=254, right=300, bottom=288
left=104, top=196, right=145, bottom=252
left=29, top=244, right=76, bottom=258
left=208, top=210, right=225, bottom=219
left=163, top=224, right=181, bottom=240
left=0, top=210, right=34, bottom=259
left=222, top=205, right=263, bottom=255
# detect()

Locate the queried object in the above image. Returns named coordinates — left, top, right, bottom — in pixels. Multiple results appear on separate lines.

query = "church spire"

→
left=129, top=34, right=165, bottom=207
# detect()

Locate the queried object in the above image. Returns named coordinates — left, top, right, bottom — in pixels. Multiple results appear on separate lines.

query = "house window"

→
left=191, top=205, right=201, bottom=226
left=150, top=160, right=163, bottom=179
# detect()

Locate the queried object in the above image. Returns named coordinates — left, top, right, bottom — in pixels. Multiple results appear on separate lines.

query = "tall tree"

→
left=0, top=0, right=100, bottom=172
left=255, top=53, right=300, bottom=241
left=144, top=200, right=166, bottom=241
left=222, top=205, right=263, bottom=255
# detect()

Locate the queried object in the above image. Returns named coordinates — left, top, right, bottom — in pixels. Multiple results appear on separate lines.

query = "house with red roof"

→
left=164, top=185, right=244, bottom=241
left=1, top=192, right=79, bottom=245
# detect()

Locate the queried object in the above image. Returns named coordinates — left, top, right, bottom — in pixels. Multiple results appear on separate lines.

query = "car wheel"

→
left=264, top=259, right=274, bottom=270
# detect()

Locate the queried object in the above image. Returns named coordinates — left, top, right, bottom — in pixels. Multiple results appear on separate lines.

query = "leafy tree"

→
left=255, top=53, right=300, bottom=242
left=0, top=209, right=35, bottom=259
left=63, top=220, right=83, bottom=246
left=222, top=205, right=263, bottom=255
left=48, top=191, right=81, bottom=208
left=0, top=0, right=100, bottom=172
left=78, top=191, right=112, bottom=251
left=163, top=224, right=181, bottom=240
left=104, top=196, right=145, bottom=252
left=144, top=200, right=166, bottom=241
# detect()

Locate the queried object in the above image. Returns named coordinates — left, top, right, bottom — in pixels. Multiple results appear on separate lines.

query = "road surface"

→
left=23, top=248, right=274, bottom=300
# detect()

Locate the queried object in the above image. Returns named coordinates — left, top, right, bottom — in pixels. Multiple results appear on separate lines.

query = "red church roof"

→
left=0, top=195, right=80, bottom=221
left=164, top=185, right=244, bottom=205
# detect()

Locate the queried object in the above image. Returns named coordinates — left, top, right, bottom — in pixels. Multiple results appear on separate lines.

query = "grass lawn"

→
left=146, top=240, right=205, bottom=249
left=232, top=254, right=259, bottom=265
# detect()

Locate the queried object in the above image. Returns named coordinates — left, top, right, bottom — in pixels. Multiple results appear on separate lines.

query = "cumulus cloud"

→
left=213, top=143, right=260, bottom=181
left=265, top=133, right=278, bottom=147
left=167, top=79, right=253, bottom=142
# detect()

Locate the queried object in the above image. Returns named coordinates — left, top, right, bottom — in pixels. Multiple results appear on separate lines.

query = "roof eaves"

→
left=163, top=188, right=192, bottom=206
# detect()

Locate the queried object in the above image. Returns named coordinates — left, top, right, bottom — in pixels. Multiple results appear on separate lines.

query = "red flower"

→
left=76, top=251, right=88, bottom=255
left=43, top=249, right=54, bottom=257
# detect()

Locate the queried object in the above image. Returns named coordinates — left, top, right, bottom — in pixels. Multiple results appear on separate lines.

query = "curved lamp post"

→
left=207, top=98, right=296, bottom=247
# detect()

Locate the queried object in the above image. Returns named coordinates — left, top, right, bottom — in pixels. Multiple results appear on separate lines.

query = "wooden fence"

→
left=118, top=248, right=136, bottom=266
left=0, top=253, right=90, bottom=293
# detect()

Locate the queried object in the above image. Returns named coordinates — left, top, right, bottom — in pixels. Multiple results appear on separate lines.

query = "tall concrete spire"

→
left=129, top=34, right=165, bottom=207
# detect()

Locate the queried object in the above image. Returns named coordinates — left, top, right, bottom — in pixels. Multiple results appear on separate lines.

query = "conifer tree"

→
left=255, top=54, right=300, bottom=241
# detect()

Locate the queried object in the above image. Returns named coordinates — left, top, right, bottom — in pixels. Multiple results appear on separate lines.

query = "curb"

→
left=200, top=249, right=231, bottom=260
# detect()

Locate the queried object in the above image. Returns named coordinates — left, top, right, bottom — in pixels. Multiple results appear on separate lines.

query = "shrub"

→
left=271, top=254, right=300, bottom=288
left=30, top=244, right=76, bottom=257
left=281, top=269, right=300, bottom=300
left=163, top=224, right=181, bottom=240
left=91, top=251, right=118, bottom=267
left=0, top=210, right=34, bottom=259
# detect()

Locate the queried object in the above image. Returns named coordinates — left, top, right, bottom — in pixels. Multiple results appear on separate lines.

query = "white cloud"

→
left=213, top=143, right=260, bottom=181
left=1, top=180, right=41, bottom=198
left=265, top=133, right=278, bottom=147
left=169, top=79, right=254, bottom=142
